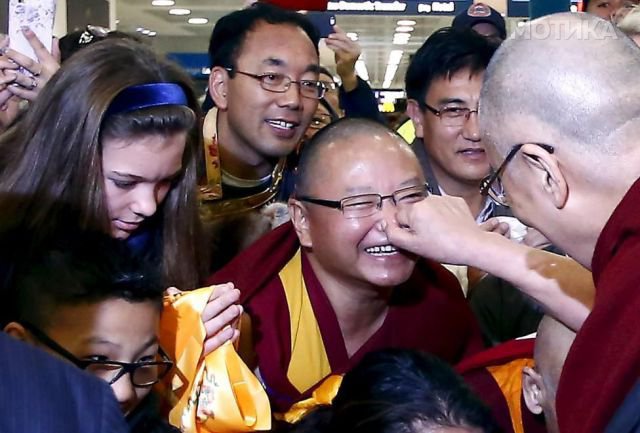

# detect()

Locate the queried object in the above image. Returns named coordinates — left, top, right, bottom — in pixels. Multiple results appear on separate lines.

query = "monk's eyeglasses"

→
left=480, top=143, right=555, bottom=207
left=297, top=183, right=429, bottom=219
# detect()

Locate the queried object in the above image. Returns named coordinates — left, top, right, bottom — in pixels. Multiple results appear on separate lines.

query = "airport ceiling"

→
left=115, top=0, right=523, bottom=89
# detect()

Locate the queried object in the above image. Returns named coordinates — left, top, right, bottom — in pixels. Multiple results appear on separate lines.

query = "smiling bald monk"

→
left=208, top=118, right=484, bottom=412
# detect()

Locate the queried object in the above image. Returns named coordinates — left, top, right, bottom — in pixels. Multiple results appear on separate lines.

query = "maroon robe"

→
left=208, top=222, right=484, bottom=411
left=557, top=178, right=640, bottom=432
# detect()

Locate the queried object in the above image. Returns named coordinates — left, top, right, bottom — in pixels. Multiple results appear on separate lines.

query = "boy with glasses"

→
left=208, top=118, right=484, bottom=413
left=1, top=230, right=176, bottom=432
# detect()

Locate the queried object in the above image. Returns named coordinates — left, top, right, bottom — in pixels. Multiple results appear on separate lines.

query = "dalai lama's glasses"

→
left=297, top=183, right=429, bottom=218
left=480, top=143, right=555, bottom=207
left=21, top=322, right=173, bottom=387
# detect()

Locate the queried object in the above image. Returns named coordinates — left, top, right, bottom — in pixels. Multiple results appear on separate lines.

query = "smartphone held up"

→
left=8, top=0, right=56, bottom=62
left=306, top=12, right=337, bottom=38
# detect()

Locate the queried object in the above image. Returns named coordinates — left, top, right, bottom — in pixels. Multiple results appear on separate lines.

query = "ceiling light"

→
left=152, top=0, right=175, bottom=5
left=188, top=17, right=209, bottom=24
left=148, top=31, right=157, bottom=36
left=393, top=32, right=410, bottom=40
left=387, top=50, right=403, bottom=66
left=393, top=38, right=408, bottom=45
left=136, top=27, right=144, bottom=32
left=355, top=60, right=369, bottom=81
left=141, top=29, right=151, bottom=35
left=395, top=26, right=414, bottom=33
left=384, top=64, right=399, bottom=83
left=397, top=19, right=416, bottom=26
left=383, top=81, right=392, bottom=89
left=169, top=8, right=191, bottom=15
left=346, top=32, right=358, bottom=41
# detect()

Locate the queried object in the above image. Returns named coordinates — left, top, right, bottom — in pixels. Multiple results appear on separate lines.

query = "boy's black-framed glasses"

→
left=480, top=142, right=555, bottom=207
left=21, top=322, right=173, bottom=387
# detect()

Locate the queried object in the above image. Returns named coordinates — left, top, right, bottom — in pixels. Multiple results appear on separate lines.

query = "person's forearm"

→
left=340, top=71, right=358, bottom=92
left=465, top=233, right=594, bottom=331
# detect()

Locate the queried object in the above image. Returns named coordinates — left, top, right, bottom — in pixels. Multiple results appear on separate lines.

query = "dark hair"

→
left=208, top=2, right=319, bottom=73
left=286, top=349, right=499, bottom=433
left=0, top=39, right=207, bottom=290
left=294, top=118, right=408, bottom=196
left=0, top=228, right=162, bottom=330
left=405, top=27, right=497, bottom=103
left=58, top=28, right=141, bottom=63
left=318, top=66, right=335, bottom=82
left=583, top=0, right=592, bottom=11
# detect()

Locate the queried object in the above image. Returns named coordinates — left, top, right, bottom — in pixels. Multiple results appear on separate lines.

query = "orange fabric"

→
left=487, top=358, right=535, bottom=433
left=279, top=375, right=343, bottom=424
left=158, top=287, right=271, bottom=432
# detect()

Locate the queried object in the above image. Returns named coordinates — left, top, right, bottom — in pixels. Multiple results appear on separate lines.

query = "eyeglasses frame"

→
left=480, top=142, right=556, bottom=206
left=21, top=321, right=173, bottom=387
left=296, top=183, right=429, bottom=217
left=420, top=102, right=479, bottom=126
left=225, top=68, right=327, bottom=100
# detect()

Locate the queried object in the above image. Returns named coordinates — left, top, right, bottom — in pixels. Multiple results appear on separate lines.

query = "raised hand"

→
left=3, top=27, right=60, bottom=101
left=325, top=25, right=361, bottom=91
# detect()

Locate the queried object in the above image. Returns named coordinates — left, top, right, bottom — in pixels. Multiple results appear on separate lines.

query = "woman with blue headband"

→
left=0, top=38, right=208, bottom=291
left=0, top=38, right=246, bottom=432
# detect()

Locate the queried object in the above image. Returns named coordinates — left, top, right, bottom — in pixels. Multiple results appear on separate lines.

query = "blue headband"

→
left=105, top=83, right=189, bottom=117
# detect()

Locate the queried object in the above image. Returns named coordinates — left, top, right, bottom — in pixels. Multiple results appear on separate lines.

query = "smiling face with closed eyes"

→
left=101, top=132, right=186, bottom=239
left=292, top=131, right=425, bottom=291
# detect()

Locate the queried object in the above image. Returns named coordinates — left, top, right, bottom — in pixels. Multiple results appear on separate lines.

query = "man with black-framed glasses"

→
left=406, top=27, right=500, bottom=224
left=1, top=229, right=177, bottom=433
left=405, top=27, right=549, bottom=349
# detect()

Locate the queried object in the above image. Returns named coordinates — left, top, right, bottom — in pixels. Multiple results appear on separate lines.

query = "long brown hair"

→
left=0, top=39, right=206, bottom=290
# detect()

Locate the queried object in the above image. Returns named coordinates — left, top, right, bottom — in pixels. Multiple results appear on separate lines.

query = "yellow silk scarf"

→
left=158, top=286, right=271, bottom=432
left=280, top=374, right=343, bottom=424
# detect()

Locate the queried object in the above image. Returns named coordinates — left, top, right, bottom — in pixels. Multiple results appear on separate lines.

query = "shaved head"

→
left=294, top=118, right=415, bottom=196
left=481, top=13, right=640, bottom=157
left=534, top=315, right=576, bottom=395
left=523, top=315, right=576, bottom=433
